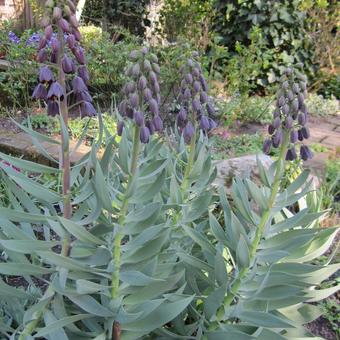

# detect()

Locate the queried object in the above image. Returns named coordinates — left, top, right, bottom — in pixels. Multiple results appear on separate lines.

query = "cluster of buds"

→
left=263, top=65, right=313, bottom=161
left=117, top=47, right=162, bottom=144
left=176, top=53, right=217, bottom=143
left=32, top=0, right=95, bottom=117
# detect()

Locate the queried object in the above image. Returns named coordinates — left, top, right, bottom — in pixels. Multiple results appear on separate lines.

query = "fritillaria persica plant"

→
left=0, top=12, right=338, bottom=337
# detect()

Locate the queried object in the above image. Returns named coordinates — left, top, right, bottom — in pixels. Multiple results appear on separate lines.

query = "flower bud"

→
left=134, top=111, right=144, bottom=127
left=129, top=50, right=139, bottom=61
left=273, top=116, right=281, bottom=129
left=74, top=47, right=85, bottom=64
left=58, top=18, right=70, bottom=33
left=132, top=63, right=140, bottom=77
left=298, top=113, right=306, bottom=126
left=200, top=91, right=208, bottom=104
left=282, top=81, right=289, bottom=89
left=292, top=83, right=300, bottom=93
left=286, top=147, right=297, bottom=161
left=184, top=88, right=191, bottom=100
left=64, top=5, right=72, bottom=17
left=192, top=98, right=201, bottom=112
left=143, top=88, right=152, bottom=101
left=287, top=90, right=294, bottom=101
left=207, top=102, right=215, bottom=116
left=273, top=109, right=280, bottom=118
left=146, top=120, right=154, bottom=135
left=149, top=98, right=159, bottom=115
left=51, top=37, right=60, bottom=53
left=76, top=90, right=92, bottom=103
left=300, top=145, right=313, bottom=161
left=69, top=15, right=78, bottom=28
left=290, top=129, right=298, bottom=143
left=153, top=115, right=163, bottom=132
left=143, top=59, right=152, bottom=72
left=199, top=75, right=208, bottom=91
left=45, top=0, right=54, bottom=8
left=268, top=124, right=275, bottom=135
left=192, top=67, right=200, bottom=77
left=193, top=81, right=201, bottom=93
left=52, top=6, right=62, bottom=20
left=62, top=55, right=74, bottom=74
left=140, top=126, right=150, bottom=143
left=66, top=0, right=76, bottom=12
left=78, top=65, right=89, bottom=84
left=185, top=73, right=193, bottom=84
left=272, top=130, right=282, bottom=148
left=138, top=76, right=147, bottom=90
left=150, top=53, right=158, bottom=63
left=72, top=28, right=81, bottom=41
left=285, top=115, right=293, bottom=129
left=39, top=37, right=47, bottom=50
left=208, top=118, right=217, bottom=129
left=129, top=93, right=139, bottom=109
left=117, top=121, right=124, bottom=136
left=149, top=71, right=157, bottom=83
left=141, top=46, right=148, bottom=54
left=183, top=121, right=194, bottom=143
left=187, top=59, right=193, bottom=67
left=178, top=107, right=187, bottom=121
left=152, top=63, right=160, bottom=74
left=301, top=126, right=310, bottom=139
left=200, top=115, right=210, bottom=130
left=291, top=98, right=299, bottom=112
left=263, top=139, right=272, bottom=154
left=298, top=129, right=304, bottom=141
left=44, top=25, right=53, bottom=40
left=67, top=34, right=76, bottom=49
left=50, top=51, right=58, bottom=64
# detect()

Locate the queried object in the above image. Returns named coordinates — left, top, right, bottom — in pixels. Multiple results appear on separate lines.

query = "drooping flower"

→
left=47, top=81, right=64, bottom=100
left=32, top=84, right=47, bottom=100
left=39, top=66, right=54, bottom=83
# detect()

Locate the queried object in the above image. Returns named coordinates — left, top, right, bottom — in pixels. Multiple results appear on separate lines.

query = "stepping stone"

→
left=0, top=129, right=92, bottom=166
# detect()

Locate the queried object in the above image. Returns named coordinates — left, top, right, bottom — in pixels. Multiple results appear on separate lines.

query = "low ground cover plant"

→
left=0, top=3, right=338, bottom=340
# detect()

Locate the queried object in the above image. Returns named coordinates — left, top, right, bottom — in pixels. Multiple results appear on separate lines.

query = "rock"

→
left=213, top=154, right=273, bottom=190
left=213, top=154, right=320, bottom=192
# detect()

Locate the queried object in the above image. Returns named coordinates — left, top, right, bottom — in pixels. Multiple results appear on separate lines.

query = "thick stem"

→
left=220, top=132, right=290, bottom=313
left=181, top=127, right=197, bottom=193
left=111, top=125, right=140, bottom=299
left=57, top=28, right=71, bottom=223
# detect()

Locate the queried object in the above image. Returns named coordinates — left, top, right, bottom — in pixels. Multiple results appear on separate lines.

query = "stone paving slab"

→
left=0, top=129, right=92, bottom=166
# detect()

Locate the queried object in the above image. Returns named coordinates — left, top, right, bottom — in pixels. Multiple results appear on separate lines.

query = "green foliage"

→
left=225, top=27, right=274, bottom=94
left=83, top=0, right=149, bottom=35
left=214, top=0, right=316, bottom=85
left=158, top=0, right=214, bottom=48
left=211, top=133, right=264, bottom=159
left=305, top=93, right=339, bottom=117
left=317, top=74, right=340, bottom=99
left=320, top=298, right=340, bottom=336
left=218, top=95, right=274, bottom=126
left=320, top=158, right=340, bottom=213
left=0, top=30, right=38, bottom=108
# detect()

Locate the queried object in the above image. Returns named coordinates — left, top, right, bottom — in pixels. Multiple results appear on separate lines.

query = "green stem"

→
left=181, top=128, right=197, bottom=193
left=111, top=125, right=140, bottom=299
left=221, top=132, right=290, bottom=312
